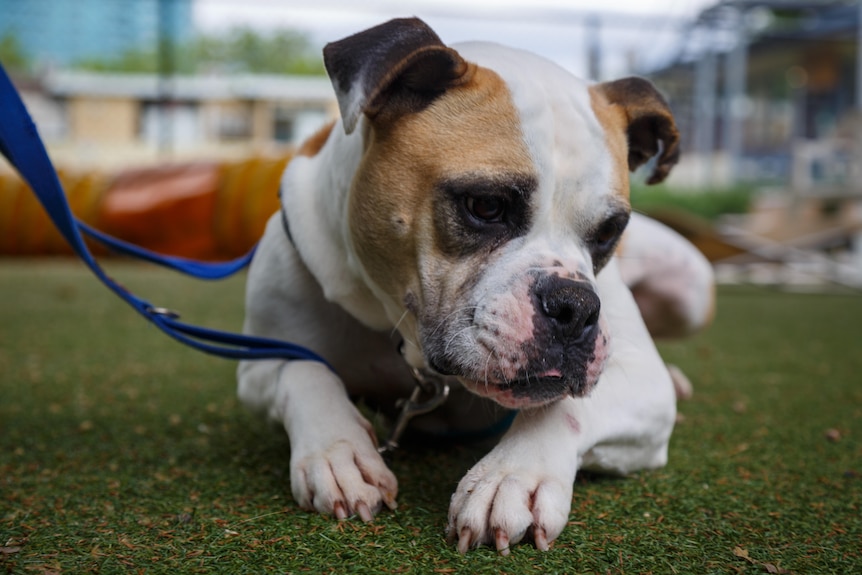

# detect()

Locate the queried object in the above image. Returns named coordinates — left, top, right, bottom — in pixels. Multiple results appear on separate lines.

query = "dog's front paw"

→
left=447, top=453, right=573, bottom=555
left=290, top=422, right=398, bottom=522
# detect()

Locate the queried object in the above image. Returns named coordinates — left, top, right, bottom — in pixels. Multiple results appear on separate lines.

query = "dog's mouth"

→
left=458, top=373, right=591, bottom=409
left=427, top=357, right=596, bottom=409
left=423, top=312, right=610, bottom=409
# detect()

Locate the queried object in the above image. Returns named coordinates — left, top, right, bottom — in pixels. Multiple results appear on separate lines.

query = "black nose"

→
left=534, top=276, right=600, bottom=341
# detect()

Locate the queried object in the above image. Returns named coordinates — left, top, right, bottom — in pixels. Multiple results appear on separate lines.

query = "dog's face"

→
left=324, top=19, right=679, bottom=409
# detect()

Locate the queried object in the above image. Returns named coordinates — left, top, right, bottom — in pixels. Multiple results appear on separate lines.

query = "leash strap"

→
left=0, top=64, right=332, bottom=367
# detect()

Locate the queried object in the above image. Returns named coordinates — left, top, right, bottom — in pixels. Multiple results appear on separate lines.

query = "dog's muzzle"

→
left=426, top=275, right=607, bottom=409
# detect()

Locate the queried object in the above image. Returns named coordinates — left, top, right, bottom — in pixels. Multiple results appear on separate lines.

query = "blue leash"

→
left=0, top=64, right=331, bottom=367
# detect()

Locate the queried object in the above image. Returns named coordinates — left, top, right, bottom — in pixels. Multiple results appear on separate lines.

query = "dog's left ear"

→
left=594, top=77, right=680, bottom=185
left=323, top=17, right=471, bottom=134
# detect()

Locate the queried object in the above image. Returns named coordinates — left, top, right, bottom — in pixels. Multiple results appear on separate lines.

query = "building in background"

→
left=0, top=0, right=333, bottom=164
left=650, top=0, right=862, bottom=188
left=646, top=0, right=862, bottom=288
left=0, top=0, right=192, bottom=68
left=10, top=71, right=336, bottom=168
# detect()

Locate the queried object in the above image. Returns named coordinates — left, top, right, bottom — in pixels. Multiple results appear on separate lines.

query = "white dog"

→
left=237, top=17, right=714, bottom=554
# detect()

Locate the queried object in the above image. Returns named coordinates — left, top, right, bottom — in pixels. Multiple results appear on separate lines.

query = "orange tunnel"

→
left=0, top=154, right=291, bottom=260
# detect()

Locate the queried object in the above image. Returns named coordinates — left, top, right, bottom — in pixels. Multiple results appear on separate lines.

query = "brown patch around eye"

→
left=433, top=173, right=536, bottom=258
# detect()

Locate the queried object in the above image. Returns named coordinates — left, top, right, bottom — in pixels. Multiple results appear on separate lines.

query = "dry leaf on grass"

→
left=733, top=546, right=791, bottom=574
left=733, top=546, right=755, bottom=563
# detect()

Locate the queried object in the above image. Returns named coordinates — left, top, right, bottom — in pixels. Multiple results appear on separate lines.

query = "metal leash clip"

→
left=145, top=306, right=181, bottom=320
left=378, top=367, right=450, bottom=455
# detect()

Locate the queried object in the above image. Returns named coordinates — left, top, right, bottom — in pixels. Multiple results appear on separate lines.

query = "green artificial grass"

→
left=1, top=259, right=859, bottom=574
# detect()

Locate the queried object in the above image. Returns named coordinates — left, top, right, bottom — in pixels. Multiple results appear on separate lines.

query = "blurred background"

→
left=1, top=0, right=861, bottom=290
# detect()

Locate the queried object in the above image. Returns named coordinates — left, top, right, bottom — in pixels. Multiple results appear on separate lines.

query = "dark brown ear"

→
left=594, top=77, right=680, bottom=185
left=323, top=17, right=471, bottom=134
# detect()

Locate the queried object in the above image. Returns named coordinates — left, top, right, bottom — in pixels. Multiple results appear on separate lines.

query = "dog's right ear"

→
left=323, top=17, right=472, bottom=134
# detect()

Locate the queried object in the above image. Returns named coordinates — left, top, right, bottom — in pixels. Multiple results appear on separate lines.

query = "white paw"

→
left=447, top=452, right=573, bottom=554
left=290, top=418, right=398, bottom=521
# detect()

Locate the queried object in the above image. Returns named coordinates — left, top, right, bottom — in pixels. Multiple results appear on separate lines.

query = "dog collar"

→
left=378, top=367, right=450, bottom=455
left=377, top=343, right=518, bottom=455
left=277, top=187, right=295, bottom=245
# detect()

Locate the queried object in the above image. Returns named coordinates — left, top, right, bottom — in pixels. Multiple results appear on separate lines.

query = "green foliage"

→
left=631, top=184, right=755, bottom=221
left=73, top=26, right=325, bottom=75
left=75, top=47, right=163, bottom=74
left=1, top=262, right=859, bottom=573
left=194, top=26, right=325, bottom=75
left=0, top=32, right=30, bottom=72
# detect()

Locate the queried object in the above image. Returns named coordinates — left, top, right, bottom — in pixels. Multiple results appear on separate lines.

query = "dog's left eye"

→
left=588, top=212, right=630, bottom=271
left=465, top=196, right=506, bottom=223
left=593, top=218, right=623, bottom=249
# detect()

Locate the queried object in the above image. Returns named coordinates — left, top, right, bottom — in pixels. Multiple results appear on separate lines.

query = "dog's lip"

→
left=457, top=373, right=571, bottom=409
left=427, top=359, right=572, bottom=403
left=427, top=357, right=561, bottom=381
left=461, top=371, right=565, bottom=390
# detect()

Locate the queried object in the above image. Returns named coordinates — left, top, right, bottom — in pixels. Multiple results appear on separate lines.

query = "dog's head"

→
left=323, top=18, right=679, bottom=409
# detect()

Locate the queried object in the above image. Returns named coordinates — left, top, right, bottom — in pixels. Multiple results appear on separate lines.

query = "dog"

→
left=237, top=17, right=714, bottom=554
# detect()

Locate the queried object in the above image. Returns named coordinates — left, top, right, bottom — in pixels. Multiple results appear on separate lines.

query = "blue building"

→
left=0, top=0, right=193, bottom=67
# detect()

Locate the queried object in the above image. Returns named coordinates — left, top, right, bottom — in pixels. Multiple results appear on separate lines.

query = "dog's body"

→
left=238, top=18, right=713, bottom=553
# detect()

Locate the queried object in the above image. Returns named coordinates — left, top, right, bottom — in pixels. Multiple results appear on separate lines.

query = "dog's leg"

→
left=617, top=213, right=714, bottom=400
left=238, top=215, right=399, bottom=520
left=447, top=258, right=676, bottom=553
left=618, top=212, right=715, bottom=339
left=446, top=400, right=579, bottom=554
left=239, top=359, right=397, bottom=520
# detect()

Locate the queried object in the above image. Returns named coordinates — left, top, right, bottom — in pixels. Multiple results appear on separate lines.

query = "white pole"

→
left=724, top=7, right=748, bottom=185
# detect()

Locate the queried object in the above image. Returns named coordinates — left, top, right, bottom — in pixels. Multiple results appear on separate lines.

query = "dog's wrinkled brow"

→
left=438, top=172, right=538, bottom=199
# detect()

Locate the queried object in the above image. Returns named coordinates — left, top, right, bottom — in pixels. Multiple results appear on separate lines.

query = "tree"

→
left=72, top=27, right=325, bottom=76
left=194, top=27, right=324, bottom=75
left=0, top=33, right=30, bottom=72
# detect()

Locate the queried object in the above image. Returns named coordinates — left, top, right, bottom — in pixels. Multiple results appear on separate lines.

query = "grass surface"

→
left=1, top=259, right=860, bottom=574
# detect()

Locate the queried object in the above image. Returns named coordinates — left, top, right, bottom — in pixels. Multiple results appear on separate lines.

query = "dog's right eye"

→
left=465, top=196, right=506, bottom=224
left=435, top=175, right=534, bottom=256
